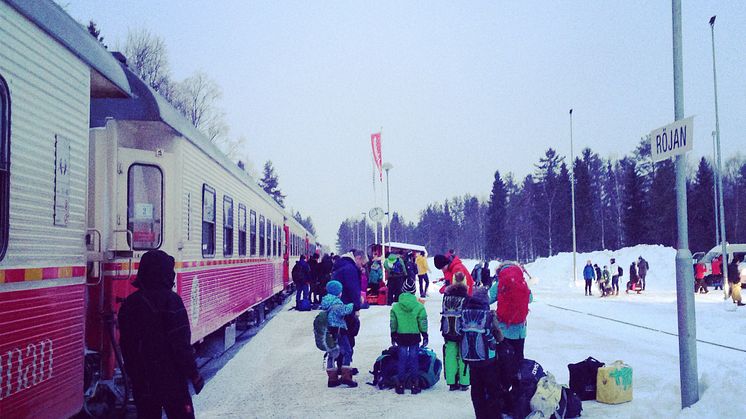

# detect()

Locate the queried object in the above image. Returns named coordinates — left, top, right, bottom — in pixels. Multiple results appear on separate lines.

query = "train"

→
left=0, top=1, right=316, bottom=417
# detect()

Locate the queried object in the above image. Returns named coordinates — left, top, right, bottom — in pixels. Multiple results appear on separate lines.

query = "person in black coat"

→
left=331, top=249, right=366, bottom=366
left=118, top=250, right=204, bottom=419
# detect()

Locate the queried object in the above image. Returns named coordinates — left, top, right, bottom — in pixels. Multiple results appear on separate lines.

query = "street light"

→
left=569, top=109, right=577, bottom=284
left=710, top=15, right=728, bottom=296
left=711, top=130, right=720, bottom=246
left=361, top=212, right=368, bottom=255
left=382, top=162, right=393, bottom=258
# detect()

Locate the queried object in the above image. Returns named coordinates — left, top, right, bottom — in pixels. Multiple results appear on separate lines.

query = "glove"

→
left=390, top=333, right=398, bottom=347
left=420, top=333, right=429, bottom=348
left=191, top=373, right=205, bottom=395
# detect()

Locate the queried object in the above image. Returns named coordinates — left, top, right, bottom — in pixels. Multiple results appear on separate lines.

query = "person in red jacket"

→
left=434, top=254, right=474, bottom=296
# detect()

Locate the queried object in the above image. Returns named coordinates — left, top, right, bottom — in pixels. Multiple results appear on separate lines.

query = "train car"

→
left=0, top=1, right=132, bottom=418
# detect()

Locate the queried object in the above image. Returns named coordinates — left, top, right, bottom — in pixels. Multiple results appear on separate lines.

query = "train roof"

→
left=5, top=0, right=131, bottom=98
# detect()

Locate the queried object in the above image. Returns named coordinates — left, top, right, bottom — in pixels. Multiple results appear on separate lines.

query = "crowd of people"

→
left=581, top=256, right=649, bottom=297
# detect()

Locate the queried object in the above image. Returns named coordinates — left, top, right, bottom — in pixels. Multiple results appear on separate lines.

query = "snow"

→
left=194, top=245, right=746, bottom=418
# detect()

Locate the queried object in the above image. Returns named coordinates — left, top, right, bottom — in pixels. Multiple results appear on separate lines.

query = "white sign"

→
left=650, top=116, right=693, bottom=162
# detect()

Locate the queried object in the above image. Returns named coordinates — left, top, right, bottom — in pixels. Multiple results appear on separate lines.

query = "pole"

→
left=710, top=15, right=729, bottom=297
left=362, top=212, right=368, bottom=255
left=673, top=0, right=698, bottom=408
left=711, top=131, right=720, bottom=246
left=385, top=167, right=391, bottom=254
left=569, top=109, right=577, bottom=284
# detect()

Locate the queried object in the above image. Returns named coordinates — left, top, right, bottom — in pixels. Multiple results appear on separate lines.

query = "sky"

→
left=62, top=1, right=746, bottom=245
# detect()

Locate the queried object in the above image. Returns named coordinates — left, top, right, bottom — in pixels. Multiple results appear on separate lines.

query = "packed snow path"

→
left=194, top=246, right=746, bottom=418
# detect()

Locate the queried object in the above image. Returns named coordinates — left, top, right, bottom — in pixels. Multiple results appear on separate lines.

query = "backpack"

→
left=617, top=266, right=623, bottom=278
left=556, top=387, right=583, bottom=418
left=512, top=359, right=547, bottom=419
left=568, top=356, right=604, bottom=401
left=497, top=265, right=530, bottom=325
left=389, top=258, right=405, bottom=276
left=530, top=373, right=563, bottom=418
left=313, top=311, right=337, bottom=352
left=368, top=347, right=399, bottom=389
left=368, top=262, right=383, bottom=285
left=458, top=308, right=493, bottom=362
left=297, top=298, right=311, bottom=311
left=414, top=347, right=442, bottom=389
left=440, top=295, right=466, bottom=341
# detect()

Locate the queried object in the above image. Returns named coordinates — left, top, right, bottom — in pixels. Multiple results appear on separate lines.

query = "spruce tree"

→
left=648, top=159, right=677, bottom=246
left=688, top=157, right=715, bottom=252
left=574, top=152, right=596, bottom=252
left=555, top=162, right=573, bottom=253
left=621, top=159, right=646, bottom=245
left=259, top=160, right=286, bottom=207
left=485, top=170, right=507, bottom=259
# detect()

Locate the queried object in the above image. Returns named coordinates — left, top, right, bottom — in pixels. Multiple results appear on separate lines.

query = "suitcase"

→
left=568, top=357, right=604, bottom=401
left=596, top=360, right=632, bottom=404
left=377, top=286, right=388, bottom=305
left=367, top=293, right=379, bottom=305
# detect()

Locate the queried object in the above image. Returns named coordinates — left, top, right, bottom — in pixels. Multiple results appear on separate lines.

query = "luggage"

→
left=556, top=386, right=583, bottom=418
left=414, top=346, right=442, bottom=389
left=366, top=293, right=379, bottom=305
left=596, top=360, right=633, bottom=404
left=377, top=286, right=388, bottom=306
left=297, top=298, right=312, bottom=311
left=568, top=356, right=605, bottom=401
left=369, top=346, right=442, bottom=390
left=313, top=311, right=337, bottom=352
left=511, top=359, right=546, bottom=419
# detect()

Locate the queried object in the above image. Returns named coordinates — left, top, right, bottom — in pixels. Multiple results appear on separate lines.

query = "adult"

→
left=384, top=252, right=407, bottom=305
left=481, top=262, right=492, bottom=289
left=471, top=263, right=483, bottom=287
left=118, top=250, right=203, bottom=419
left=415, top=251, right=431, bottom=298
left=319, top=253, right=334, bottom=298
left=489, top=263, right=532, bottom=360
left=610, top=258, right=620, bottom=296
left=627, top=261, right=639, bottom=293
left=637, top=256, right=649, bottom=290
left=434, top=253, right=474, bottom=296
left=727, top=256, right=744, bottom=306
left=583, top=260, right=595, bottom=296
left=308, top=253, right=321, bottom=304
left=331, top=249, right=366, bottom=371
left=712, top=255, right=723, bottom=290
left=291, top=255, right=311, bottom=308
left=594, top=264, right=602, bottom=290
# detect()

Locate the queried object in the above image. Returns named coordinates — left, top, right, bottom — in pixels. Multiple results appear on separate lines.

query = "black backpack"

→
left=511, top=359, right=546, bottom=419
left=556, top=387, right=584, bottom=418
left=368, top=347, right=399, bottom=389
left=618, top=266, right=623, bottom=278
left=568, top=356, right=605, bottom=401
left=458, top=308, right=493, bottom=362
left=440, top=295, right=465, bottom=341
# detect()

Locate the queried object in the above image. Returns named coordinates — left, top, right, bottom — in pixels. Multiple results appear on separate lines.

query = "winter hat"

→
left=471, top=287, right=489, bottom=304
left=434, top=254, right=450, bottom=270
left=402, top=277, right=417, bottom=294
left=326, top=280, right=343, bottom=296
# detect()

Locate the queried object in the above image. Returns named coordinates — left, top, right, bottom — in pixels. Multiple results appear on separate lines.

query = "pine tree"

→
left=259, top=160, right=286, bottom=207
left=87, top=21, right=107, bottom=49
left=648, top=159, right=676, bottom=246
left=555, top=162, right=573, bottom=253
left=485, top=170, right=508, bottom=259
left=534, top=148, right=564, bottom=256
left=688, top=157, right=716, bottom=252
left=621, top=158, right=646, bottom=245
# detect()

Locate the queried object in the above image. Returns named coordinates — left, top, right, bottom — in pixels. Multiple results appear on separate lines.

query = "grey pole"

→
left=569, top=109, right=577, bottom=285
left=711, top=131, right=720, bottom=246
left=672, top=0, right=699, bottom=408
left=362, top=212, right=368, bottom=254
left=383, top=162, right=393, bottom=259
left=710, top=15, right=729, bottom=296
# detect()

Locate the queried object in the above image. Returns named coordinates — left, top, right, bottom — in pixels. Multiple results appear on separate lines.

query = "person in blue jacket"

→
left=583, top=260, right=595, bottom=296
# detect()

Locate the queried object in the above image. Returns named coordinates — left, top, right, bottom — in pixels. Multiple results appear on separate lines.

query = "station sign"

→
left=650, top=116, right=693, bottom=162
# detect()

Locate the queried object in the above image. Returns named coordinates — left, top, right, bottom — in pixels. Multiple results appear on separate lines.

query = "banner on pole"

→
left=371, top=132, right=382, bottom=181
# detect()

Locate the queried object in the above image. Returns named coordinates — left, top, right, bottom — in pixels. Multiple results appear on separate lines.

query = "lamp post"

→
left=569, top=109, right=577, bottom=284
left=710, top=15, right=728, bottom=296
left=711, top=130, right=720, bottom=246
left=382, top=162, right=393, bottom=258
left=361, top=212, right=368, bottom=255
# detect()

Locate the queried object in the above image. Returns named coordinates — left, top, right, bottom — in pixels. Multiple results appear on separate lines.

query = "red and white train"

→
left=0, top=1, right=316, bottom=417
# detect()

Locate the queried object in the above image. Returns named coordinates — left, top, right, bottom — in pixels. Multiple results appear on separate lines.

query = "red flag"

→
left=371, top=132, right=382, bottom=181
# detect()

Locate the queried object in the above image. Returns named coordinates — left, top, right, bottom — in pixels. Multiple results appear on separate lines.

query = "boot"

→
left=340, top=367, right=358, bottom=387
left=326, top=369, right=340, bottom=388
left=410, top=384, right=421, bottom=394
left=449, top=384, right=460, bottom=391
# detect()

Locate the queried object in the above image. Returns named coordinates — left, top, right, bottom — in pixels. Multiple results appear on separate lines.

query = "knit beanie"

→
left=326, top=280, right=343, bottom=296
left=434, top=254, right=450, bottom=270
left=454, top=272, right=466, bottom=283
left=402, top=277, right=417, bottom=294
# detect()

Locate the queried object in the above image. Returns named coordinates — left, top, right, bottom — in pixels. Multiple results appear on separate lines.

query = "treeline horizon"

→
left=337, top=139, right=746, bottom=262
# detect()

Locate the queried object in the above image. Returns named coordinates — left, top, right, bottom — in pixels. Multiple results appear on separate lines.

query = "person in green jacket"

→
left=390, top=291, right=428, bottom=394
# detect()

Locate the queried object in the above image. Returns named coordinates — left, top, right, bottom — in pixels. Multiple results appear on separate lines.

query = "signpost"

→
left=650, top=116, right=693, bottom=163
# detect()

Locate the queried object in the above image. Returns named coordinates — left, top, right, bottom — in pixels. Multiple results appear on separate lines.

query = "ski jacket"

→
left=368, top=260, right=383, bottom=284
left=594, top=266, right=602, bottom=281
left=331, top=255, right=362, bottom=311
left=320, top=294, right=354, bottom=329
left=610, top=262, right=619, bottom=279
left=443, top=256, right=474, bottom=296
left=390, top=292, right=427, bottom=345
left=583, top=265, right=595, bottom=280
left=416, top=254, right=430, bottom=275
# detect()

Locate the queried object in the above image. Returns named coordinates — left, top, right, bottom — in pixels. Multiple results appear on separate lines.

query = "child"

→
left=601, top=266, right=611, bottom=297
left=442, top=271, right=470, bottom=391
left=320, top=280, right=355, bottom=387
left=390, top=288, right=428, bottom=394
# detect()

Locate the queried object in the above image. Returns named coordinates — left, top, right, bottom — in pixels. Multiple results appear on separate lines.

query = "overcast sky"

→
left=65, top=1, right=746, bottom=245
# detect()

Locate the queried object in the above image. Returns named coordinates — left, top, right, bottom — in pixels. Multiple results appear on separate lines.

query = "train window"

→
left=272, top=224, right=277, bottom=257
left=202, top=184, right=216, bottom=257
left=250, top=210, right=257, bottom=256
left=259, top=215, right=265, bottom=256
left=266, top=219, right=272, bottom=256
left=223, top=195, right=233, bottom=257
left=127, top=164, right=163, bottom=250
left=0, top=75, right=9, bottom=261
left=238, top=204, right=246, bottom=256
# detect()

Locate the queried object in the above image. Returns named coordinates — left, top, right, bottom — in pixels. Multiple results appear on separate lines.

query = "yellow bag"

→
left=596, top=360, right=632, bottom=404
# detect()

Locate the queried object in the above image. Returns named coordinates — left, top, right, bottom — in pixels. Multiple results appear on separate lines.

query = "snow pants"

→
left=443, top=341, right=470, bottom=386
left=612, top=276, right=619, bottom=294
left=584, top=279, right=592, bottom=295
left=418, top=274, right=429, bottom=297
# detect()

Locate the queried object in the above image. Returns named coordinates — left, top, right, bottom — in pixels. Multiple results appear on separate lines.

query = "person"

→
left=600, top=265, right=611, bottom=297
left=331, top=249, right=365, bottom=374
left=481, top=261, right=493, bottom=289
left=442, top=272, right=470, bottom=391
left=638, top=256, right=649, bottom=290
left=390, top=286, right=428, bottom=394
left=471, top=262, right=483, bottom=287
left=118, top=250, right=203, bottom=419
left=594, top=263, right=602, bottom=290
left=384, top=252, right=407, bottom=305
left=583, top=260, right=594, bottom=296
left=461, top=287, right=503, bottom=419
left=367, top=256, right=383, bottom=296
left=610, top=258, right=620, bottom=296
left=489, top=263, right=532, bottom=360
left=727, top=256, right=744, bottom=306
left=627, top=261, right=639, bottom=293
left=403, top=253, right=418, bottom=296
left=292, top=255, right=311, bottom=308
left=318, top=253, right=334, bottom=300
left=320, top=280, right=355, bottom=387
left=308, top=253, right=321, bottom=304
left=415, top=251, right=431, bottom=298
left=712, top=255, right=724, bottom=290
left=434, top=253, right=474, bottom=296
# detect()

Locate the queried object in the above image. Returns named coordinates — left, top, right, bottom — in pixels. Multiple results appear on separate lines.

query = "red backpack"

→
left=496, top=265, right=530, bottom=325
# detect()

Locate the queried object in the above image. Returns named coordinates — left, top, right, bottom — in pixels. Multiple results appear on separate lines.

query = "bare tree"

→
left=123, top=28, right=172, bottom=95
left=172, top=71, right=228, bottom=142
